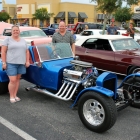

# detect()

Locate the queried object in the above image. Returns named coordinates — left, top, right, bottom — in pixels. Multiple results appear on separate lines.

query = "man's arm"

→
left=52, top=34, right=56, bottom=43
left=72, top=43, right=75, bottom=55
left=130, top=28, right=135, bottom=34
left=107, top=28, right=110, bottom=35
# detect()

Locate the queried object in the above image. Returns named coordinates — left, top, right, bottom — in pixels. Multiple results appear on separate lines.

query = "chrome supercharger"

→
left=63, top=60, right=98, bottom=88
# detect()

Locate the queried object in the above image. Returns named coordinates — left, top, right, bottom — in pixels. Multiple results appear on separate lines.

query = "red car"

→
left=67, top=24, right=75, bottom=31
left=75, top=35, right=140, bottom=75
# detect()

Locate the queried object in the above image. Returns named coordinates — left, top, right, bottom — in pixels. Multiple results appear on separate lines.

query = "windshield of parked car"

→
left=112, top=39, right=140, bottom=51
left=3, top=29, right=47, bottom=37
left=36, top=43, right=74, bottom=61
left=20, top=30, right=47, bottom=37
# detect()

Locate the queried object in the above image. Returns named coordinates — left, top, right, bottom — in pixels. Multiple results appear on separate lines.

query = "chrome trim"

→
left=97, top=68, right=126, bottom=76
left=27, top=81, right=79, bottom=101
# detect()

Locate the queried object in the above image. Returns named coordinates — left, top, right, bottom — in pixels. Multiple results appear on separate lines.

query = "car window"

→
left=86, top=38, right=97, bottom=43
left=20, top=30, right=47, bottom=37
left=83, top=38, right=112, bottom=51
left=81, top=31, right=93, bottom=36
left=51, top=24, right=59, bottom=29
left=3, top=29, right=12, bottom=36
left=112, top=39, right=140, bottom=51
left=72, top=25, right=75, bottom=28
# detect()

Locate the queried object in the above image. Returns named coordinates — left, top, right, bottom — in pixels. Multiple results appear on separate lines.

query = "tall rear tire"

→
left=123, top=77, right=140, bottom=108
left=0, top=82, right=9, bottom=94
left=78, top=91, right=117, bottom=133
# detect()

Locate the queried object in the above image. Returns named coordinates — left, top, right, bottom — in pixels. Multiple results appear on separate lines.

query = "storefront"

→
left=15, top=0, right=97, bottom=26
left=131, top=5, right=140, bottom=26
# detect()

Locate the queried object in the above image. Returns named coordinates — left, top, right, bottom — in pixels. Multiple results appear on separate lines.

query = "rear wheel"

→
left=78, top=91, right=117, bottom=133
left=123, top=77, right=140, bottom=108
left=0, top=82, right=9, bottom=94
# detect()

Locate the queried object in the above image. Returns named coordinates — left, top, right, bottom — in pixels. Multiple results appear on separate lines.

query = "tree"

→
left=90, top=0, right=140, bottom=34
left=33, top=8, right=54, bottom=27
left=114, top=7, right=133, bottom=26
left=0, top=10, right=10, bottom=22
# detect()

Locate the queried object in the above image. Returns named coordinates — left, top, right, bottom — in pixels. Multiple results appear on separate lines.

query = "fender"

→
left=0, top=62, right=9, bottom=82
left=71, top=86, right=114, bottom=108
left=118, top=73, right=140, bottom=89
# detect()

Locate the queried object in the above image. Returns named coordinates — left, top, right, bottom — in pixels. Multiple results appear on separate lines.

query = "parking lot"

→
left=0, top=77, right=140, bottom=140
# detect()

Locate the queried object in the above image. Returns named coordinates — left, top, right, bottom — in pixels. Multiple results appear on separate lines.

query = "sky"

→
left=0, top=0, right=96, bottom=10
left=0, top=0, right=126, bottom=10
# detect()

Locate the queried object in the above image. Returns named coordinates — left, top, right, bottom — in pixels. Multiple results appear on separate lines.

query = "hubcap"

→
left=83, top=99, right=105, bottom=126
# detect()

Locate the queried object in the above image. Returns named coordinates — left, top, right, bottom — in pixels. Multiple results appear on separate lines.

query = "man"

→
left=107, top=22, right=117, bottom=35
left=52, top=21, right=75, bottom=54
left=127, top=23, right=135, bottom=39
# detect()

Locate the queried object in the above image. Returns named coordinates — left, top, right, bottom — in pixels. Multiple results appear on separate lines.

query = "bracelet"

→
left=2, top=62, right=6, bottom=65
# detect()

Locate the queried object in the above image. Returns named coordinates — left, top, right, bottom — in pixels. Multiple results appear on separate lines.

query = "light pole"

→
left=0, top=2, right=2, bottom=12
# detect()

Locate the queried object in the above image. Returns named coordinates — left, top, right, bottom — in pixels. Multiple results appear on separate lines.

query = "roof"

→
left=75, top=35, right=131, bottom=43
left=5, top=26, right=41, bottom=31
left=75, top=35, right=132, bottom=46
left=83, top=29, right=105, bottom=31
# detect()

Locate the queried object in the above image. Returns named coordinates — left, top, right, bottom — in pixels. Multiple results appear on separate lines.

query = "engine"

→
left=63, top=60, right=98, bottom=88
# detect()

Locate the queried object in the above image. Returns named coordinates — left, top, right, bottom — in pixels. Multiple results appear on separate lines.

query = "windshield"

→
left=3, top=29, right=47, bottom=37
left=36, top=43, right=73, bottom=61
left=20, top=30, right=47, bottom=37
left=112, top=39, right=140, bottom=51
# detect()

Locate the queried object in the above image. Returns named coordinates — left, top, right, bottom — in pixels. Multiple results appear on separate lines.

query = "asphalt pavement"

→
left=0, top=76, right=140, bottom=140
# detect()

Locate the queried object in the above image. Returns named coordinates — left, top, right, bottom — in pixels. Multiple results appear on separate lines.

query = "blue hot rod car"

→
left=0, top=43, right=140, bottom=133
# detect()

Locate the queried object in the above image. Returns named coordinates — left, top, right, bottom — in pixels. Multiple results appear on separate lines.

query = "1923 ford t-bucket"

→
left=0, top=43, right=140, bottom=133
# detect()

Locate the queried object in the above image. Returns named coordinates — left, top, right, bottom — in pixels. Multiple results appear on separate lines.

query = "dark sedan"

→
left=75, top=35, right=140, bottom=75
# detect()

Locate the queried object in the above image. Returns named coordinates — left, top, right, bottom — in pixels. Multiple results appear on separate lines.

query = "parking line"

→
left=0, top=116, right=37, bottom=140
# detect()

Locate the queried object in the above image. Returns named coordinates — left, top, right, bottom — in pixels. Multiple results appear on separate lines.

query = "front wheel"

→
left=78, top=91, right=117, bottom=133
left=123, top=77, right=140, bottom=108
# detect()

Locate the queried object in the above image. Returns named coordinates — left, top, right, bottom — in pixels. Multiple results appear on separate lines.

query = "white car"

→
left=117, top=29, right=140, bottom=44
left=76, top=29, right=107, bottom=41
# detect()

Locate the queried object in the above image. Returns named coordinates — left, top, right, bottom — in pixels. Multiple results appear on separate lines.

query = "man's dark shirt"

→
left=52, top=31, right=75, bottom=45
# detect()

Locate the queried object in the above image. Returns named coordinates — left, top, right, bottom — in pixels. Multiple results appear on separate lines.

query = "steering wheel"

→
left=50, top=48, right=61, bottom=59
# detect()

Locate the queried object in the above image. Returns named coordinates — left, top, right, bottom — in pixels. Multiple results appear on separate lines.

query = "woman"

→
left=84, top=25, right=88, bottom=30
left=1, top=25, right=30, bottom=103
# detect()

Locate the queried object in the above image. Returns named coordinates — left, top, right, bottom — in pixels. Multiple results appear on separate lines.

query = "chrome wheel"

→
left=83, top=99, right=105, bottom=126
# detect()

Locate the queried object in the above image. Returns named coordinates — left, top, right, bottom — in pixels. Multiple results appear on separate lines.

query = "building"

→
left=131, top=3, right=140, bottom=26
left=15, top=0, right=97, bottom=26
left=2, top=0, right=16, bottom=24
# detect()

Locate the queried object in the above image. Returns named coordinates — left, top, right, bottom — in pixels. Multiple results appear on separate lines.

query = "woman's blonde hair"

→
left=11, top=25, right=20, bottom=29
left=85, top=25, right=88, bottom=29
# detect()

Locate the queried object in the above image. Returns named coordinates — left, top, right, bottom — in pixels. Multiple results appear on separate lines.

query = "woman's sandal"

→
left=15, top=97, right=21, bottom=102
left=10, top=98, right=16, bottom=103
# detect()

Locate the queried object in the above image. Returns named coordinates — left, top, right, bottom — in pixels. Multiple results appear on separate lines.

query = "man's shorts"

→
left=6, top=63, right=26, bottom=76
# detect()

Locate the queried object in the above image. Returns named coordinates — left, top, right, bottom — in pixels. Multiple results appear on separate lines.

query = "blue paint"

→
left=22, top=58, right=73, bottom=90
left=71, top=86, right=114, bottom=108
